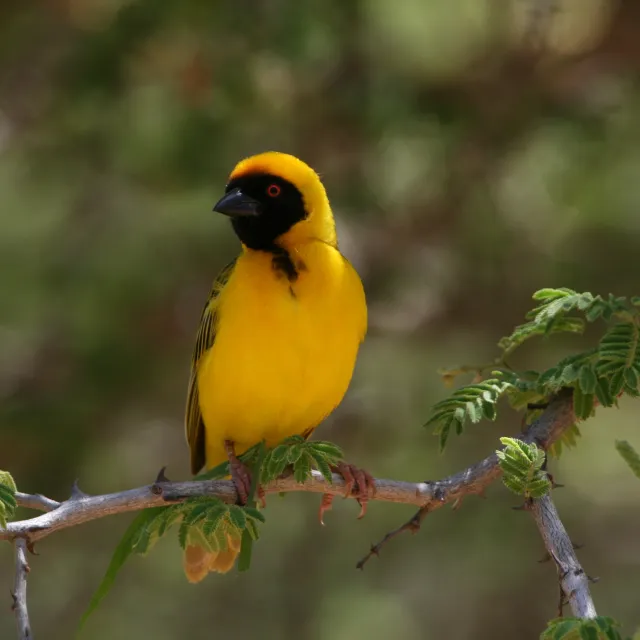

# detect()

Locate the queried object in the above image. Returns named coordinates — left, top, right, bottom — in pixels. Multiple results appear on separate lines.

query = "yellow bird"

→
left=183, top=152, right=374, bottom=582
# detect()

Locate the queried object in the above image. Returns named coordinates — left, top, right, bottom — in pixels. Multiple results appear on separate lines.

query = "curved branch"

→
left=2, top=390, right=596, bottom=628
left=2, top=391, right=574, bottom=546
left=5, top=473, right=431, bottom=543
left=357, top=390, right=575, bottom=566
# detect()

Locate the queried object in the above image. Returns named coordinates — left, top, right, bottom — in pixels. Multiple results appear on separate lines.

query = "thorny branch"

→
left=357, top=390, right=574, bottom=566
left=11, top=538, right=32, bottom=639
left=1, top=390, right=595, bottom=625
left=3, top=391, right=571, bottom=544
left=356, top=390, right=598, bottom=619
left=530, top=495, right=598, bottom=619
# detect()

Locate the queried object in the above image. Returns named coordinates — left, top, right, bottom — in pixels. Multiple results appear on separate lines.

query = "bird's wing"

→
left=185, top=259, right=236, bottom=475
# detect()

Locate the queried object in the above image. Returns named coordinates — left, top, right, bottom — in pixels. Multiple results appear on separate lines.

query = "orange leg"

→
left=319, top=461, right=376, bottom=525
left=224, top=440, right=265, bottom=507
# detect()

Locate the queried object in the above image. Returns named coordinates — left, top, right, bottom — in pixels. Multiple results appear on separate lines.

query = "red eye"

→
left=267, top=184, right=281, bottom=197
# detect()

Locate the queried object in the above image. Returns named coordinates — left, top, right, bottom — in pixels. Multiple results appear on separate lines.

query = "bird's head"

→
left=213, top=152, right=336, bottom=251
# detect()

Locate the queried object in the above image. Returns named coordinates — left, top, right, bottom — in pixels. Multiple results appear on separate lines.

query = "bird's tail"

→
left=183, top=534, right=241, bottom=583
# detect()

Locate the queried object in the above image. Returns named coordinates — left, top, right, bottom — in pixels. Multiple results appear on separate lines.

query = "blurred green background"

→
left=2, top=0, right=640, bottom=638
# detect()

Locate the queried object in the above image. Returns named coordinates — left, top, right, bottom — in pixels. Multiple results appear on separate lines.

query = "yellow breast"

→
left=197, top=241, right=367, bottom=467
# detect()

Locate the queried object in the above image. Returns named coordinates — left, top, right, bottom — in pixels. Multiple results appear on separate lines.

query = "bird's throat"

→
left=269, top=245, right=300, bottom=282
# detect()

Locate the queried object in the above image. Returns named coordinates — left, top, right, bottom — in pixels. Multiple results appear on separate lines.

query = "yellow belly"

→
left=197, top=242, right=367, bottom=467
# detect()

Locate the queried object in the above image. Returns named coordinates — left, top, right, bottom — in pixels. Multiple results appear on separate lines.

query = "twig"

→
left=530, top=494, right=597, bottom=619
left=11, top=538, right=32, bottom=639
left=356, top=390, right=575, bottom=568
left=356, top=507, right=427, bottom=569
left=15, top=492, right=60, bottom=513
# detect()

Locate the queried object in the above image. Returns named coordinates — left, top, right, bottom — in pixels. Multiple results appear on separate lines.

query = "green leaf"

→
left=579, top=625, right=599, bottom=640
left=200, top=504, right=228, bottom=538
left=308, top=441, right=343, bottom=461
left=609, top=368, right=625, bottom=397
left=426, top=379, right=511, bottom=450
left=438, top=418, right=452, bottom=453
left=237, top=441, right=266, bottom=572
left=0, top=471, right=17, bottom=492
left=481, top=400, right=497, bottom=420
left=541, top=616, right=623, bottom=640
left=542, top=618, right=579, bottom=639
left=561, top=364, right=581, bottom=385
left=227, top=505, right=246, bottom=530
left=615, top=440, right=640, bottom=479
left=578, top=365, right=597, bottom=394
left=624, top=366, right=638, bottom=391
left=0, top=471, right=17, bottom=528
left=293, top=454, right=311, bottom=483
left=585, top=302, right=605, bottom=322
left=244, top=518, right=260, bottom=541
left=286, top=444, right=303, bottom=465
left=594, top=376, right=614, bottom=407
left=532, top=288, right=573, bottom=301
left=573, top=386, right=595, bottom=421
left=309, top=449, right=333, bottom=483
left=0, top=484, right=17, bottom=512
left=497, top=438, right=551, bottom=498
left=80, top=507, right=168, bottom=630
left=243, top=507, right=266, bottom=523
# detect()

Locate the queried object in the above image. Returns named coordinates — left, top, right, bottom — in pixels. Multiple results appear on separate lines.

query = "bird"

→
left=183, top=151, right=374, bottom=582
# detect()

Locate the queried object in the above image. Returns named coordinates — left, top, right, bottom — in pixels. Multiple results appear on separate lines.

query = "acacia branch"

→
left=11, top=538, right=32, bottom=639
left=2, top=389, right=594, bottom=632
left=530, top=494, right=597, bottom=618
left=2, top=391, right=574, bottom=545
left=357, top=390, right=575, bottom=566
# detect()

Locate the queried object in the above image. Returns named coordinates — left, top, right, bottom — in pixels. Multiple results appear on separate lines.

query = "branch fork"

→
left=3, top=389, right=597, bottom=635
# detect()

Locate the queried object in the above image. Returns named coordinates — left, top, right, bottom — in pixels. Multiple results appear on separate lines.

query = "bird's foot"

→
left=318, top=461, right=376, bottom=525
left=224, top=440, right=265, bottom=506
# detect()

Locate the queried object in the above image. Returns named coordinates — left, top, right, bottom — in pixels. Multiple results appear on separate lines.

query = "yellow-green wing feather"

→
left=185, top=260, right=236, bottom=474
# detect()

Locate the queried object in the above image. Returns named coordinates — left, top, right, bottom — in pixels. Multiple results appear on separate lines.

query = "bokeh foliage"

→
left=2, top=1, right=640, bottom=639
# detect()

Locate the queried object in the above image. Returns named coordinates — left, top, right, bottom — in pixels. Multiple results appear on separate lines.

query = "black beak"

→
left=213, top=188, right=261, bottom=217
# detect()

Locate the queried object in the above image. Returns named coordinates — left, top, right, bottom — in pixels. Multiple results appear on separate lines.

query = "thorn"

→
left=70, top=479, right=88, bottom=500
left=512, top=503, right=528, bottom=511
left=10, top=590, right=17, bottom=611
left=587, top=574, right=600, bottom=584
left=538, top=552, right=551, bottom=563
left=154, top=466, right=170, bottom=484
left=26, top=540, right=38, bottom=556
left=452, top=497, right=463, bottom=510
left=572, top=541, right=584, bottom=551
left=547, top=472, right=564, bottom=489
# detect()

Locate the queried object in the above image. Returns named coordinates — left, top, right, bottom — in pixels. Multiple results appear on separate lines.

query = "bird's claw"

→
left=318, top=461, right=375, bottom=524
left=225, top=440, right=265, bottom=506
left=319, top=493, right=334, bottom=526
left=229, top=458, right=252, bottom=505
